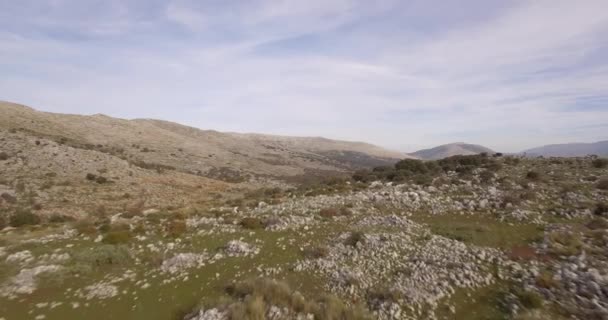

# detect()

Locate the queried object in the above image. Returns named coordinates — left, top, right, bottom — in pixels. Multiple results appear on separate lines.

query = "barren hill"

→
left=0, top=101, right=405, bottom=180
left=409, top=142, right=494, bottom=160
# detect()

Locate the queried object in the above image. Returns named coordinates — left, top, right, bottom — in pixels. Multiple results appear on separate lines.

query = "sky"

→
left=1, top=0, right=607, bottom=153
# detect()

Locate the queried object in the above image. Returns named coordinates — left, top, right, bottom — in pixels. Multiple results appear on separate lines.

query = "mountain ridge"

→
left=0, top=101, right=406, bottom=179
left=522, top=140, right=608, bottom=157
left=409, top=142, right=494, bottom=160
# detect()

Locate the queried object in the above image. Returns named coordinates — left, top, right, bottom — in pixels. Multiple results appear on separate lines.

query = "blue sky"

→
left=1, top=0, right=607, bottom=152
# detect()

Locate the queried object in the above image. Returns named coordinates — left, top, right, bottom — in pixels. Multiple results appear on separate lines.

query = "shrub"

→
left=594, top=203, right=608, bottom=216
left=535, top=271, right=558, bottom=289
left=240, top=217, right=264, bottom=229
left=366, top=286, right=402, bottom=308
left=526, top=171, right=541, bottom=180
left=592, top=158, right=608, bottom=168
left=345, top=231, right=366, bottom=247
left=9, top=209, right=41, bottom=227
left=73, top=219, right=97, bottom=235
left=0, top=152, right=8, bottom=160
left=302, top=246, right=329, bottom=259
left=597, top=179, right=608, bottom=190
left=394, top=159, right=430, bottom=174
left=48, top=214, right=73, bottom=223
left=166, top=220, right=187, bottom=237
left=479, top=170, right=495, bottom=183
left=352, top=170, right=375, bottom=183
left=318, top=207, right=352, bottom=219
left=102, top=230, right=133, bottom=244
left=72, top=244, right=131, bottom=267
left=1, top=193, right=17, bottom=204
left=86, top=173, right=96, bottom=181
left=515, top=290, right=543, bottom=309
left=587, top=218, right=608, bottom=230
left=222, top=278, right=371, bottom=320
left=123, top=200, right=145, bottom=218
left=95, top=176, right=108, bottom=184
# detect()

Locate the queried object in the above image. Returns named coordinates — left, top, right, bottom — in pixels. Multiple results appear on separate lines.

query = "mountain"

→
left=522, top=141, right=608, bottom=157
left=0, top=101, right=405, bottom=179
left=0, top=100, right=409, bottom=215
left=409, top=143, right=494, bottom=160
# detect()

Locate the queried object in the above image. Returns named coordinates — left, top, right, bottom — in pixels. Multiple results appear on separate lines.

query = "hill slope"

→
left=0, top=101, right=405, bottom=179
left=522, top=140, right=608, bottom=157
left=409, top=143, right=494, bottom=160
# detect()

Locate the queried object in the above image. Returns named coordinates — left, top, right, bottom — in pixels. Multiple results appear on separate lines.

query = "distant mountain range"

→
left=409, top=141, right=608, bottom=159
left=521, top=141, right=608, bottom=157
left=408, top=143, right=494, bottom=160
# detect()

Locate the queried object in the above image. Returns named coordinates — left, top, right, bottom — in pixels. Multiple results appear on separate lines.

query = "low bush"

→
left=318, top=207, right=351, bottom=218
left=515, top=289, right=543, bottom=309
left=0, top=152, right=8, bottom=160
left=72, top=244, right=132, bottom=267
left=594, top=203, right=608, bottom=216
left=166, top=220, right=187, bottom=237
left=535, top=271, right=558, bottom=289
left=221, top=278, right=371, bottom=320
left=95, top=176, right=108, bottom=184
left=592, top=158, right=608, bottom=168
left=587, top=218, right=608, bottom=230
left=102, top=230, right=133, bottom=244
left=302, top=245, right=329, bottom=259
left=240, top=217, right=264, bottom=229
left=73, top=219, right=97, bottom=235
left=344, top=231, right=366, bottom=247
left=86, top=173, right=97, bottom=181
left=525, top=170, right=541, bottom=180
left=597, top=179, right=608, bottom=190
left=9, top=209, right=41, bottom=227
left=48, top=214, right=74, bottom=223
left=1, top=192, right=17, bottom=204
left=366, top=286, right=402, bottom=308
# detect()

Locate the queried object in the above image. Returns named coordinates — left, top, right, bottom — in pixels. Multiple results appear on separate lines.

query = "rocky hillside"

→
left=0, top=101, right=404, bottom=180
left=522, top=140, right=608, bottom=157
left=1, top=154, right=607, bottom=320
left=409, top=143, right=494, bottom=160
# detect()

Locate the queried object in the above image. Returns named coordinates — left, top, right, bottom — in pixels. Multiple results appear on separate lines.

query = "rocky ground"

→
left=0, top=155, right=607, bottom=320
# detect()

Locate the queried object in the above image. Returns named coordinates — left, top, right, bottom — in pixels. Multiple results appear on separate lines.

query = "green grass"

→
left=0, top=220, right=346, bottom=320
left=410, top=214, right=544, bottom=249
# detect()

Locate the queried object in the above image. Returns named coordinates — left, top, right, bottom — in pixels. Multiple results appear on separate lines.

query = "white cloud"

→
left=0, top=0, right=607, bottom=152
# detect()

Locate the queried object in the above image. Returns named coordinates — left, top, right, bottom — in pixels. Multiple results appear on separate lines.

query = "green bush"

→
left=102, top=230, right=133, bottom=244
left=594, top=203, right=608, bottom=216
left=240, top=217, right=264, bottom=229
left=95, top=176, right=108, bottom=184
left=592, top=158, right=608, bottom=168
left=72, top=244, right=132, bottom=266
left=223, top=278, right=371, bottom=320
left=345, top=231, right=366, bottom=247
left=166, top=220, right=187, bottom=237
left=48, top=214, right=73, bottom=223
left=73, top=219, right=97, bottom=235
left=395, top=159, right=431, bottom=174
left=9, top=209, right=41, bottom=227
left=526, top=170, right=541, bottom=180
left=516, top=290, right=543, bottom=309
